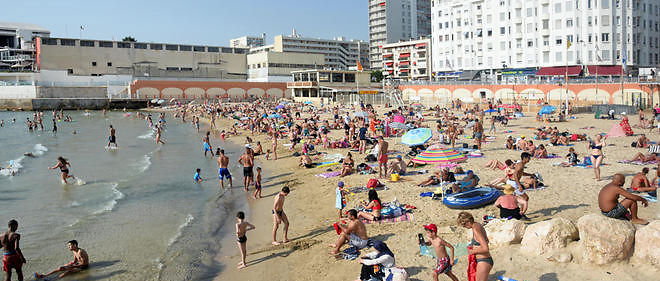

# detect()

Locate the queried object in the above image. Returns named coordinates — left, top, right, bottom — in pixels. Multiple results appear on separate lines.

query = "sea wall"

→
left=0, top=98, right=147, bottom=111
left=36, top=86, right=108, bottom=99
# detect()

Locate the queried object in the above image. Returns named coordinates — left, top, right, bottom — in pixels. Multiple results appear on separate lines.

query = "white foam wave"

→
left=33, top=144, right=48, bottom=156
left=135, top=155, right=152, bottom=173
left=137, top=130, right=154, bottom=139
left=0, top=156, right=24, bottom=177
left=167, top=214, right=194, bottom=247
left=93, top=183, right=123, bottom=215
left=70, top=201, right=81, bottom=207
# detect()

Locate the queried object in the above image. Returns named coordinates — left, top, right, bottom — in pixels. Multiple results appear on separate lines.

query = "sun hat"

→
left=423, top=224, right=437, bottom=233
left=503, top=184, right=515, bottom=195
left=338, top=181, right=344, bottom=187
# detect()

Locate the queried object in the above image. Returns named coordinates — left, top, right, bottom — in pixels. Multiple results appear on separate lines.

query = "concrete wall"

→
left=36, top=86, right=107, bottom=99
left=0, top=99, right=33, bottom=110
left=0, top=85, right=37, bottom=99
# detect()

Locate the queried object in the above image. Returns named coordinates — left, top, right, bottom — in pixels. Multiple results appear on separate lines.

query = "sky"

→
left=6, top=0, right=368, bottom=46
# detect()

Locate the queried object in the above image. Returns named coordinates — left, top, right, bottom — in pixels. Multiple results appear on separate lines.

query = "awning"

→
left=415, top=43, right=426, bottom=48
left=536, top=66, right=582, bottom=76
left=586, top=65, right=624, bottom=76
left=458, top=70, right=481, bottom=81
left=378, top=1, right=385, bottom=6
left=399, top=54, right=410, bottom=59
left=383, top=53, right=393, bottom=57
left=400, top=69, right=410, bottom=72
left=385, top=62, right=393, bottom=66
left=399, top=61, right=410, bottom=65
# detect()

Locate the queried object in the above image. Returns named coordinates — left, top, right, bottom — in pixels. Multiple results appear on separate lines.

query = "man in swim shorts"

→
left=598, top=173, right=649, bottom=224
left=217, top=149, right=232, bottom=188
left=1, top=219, right=26, bottom=281
left=35, top=240, right=88, bottom=279
left=238, top=146, right=254, bottom=191
left=202, top=131, right=214, bottom=157
left=329, top=209, right=369, bottom=255
left=507, top=152, right=532, bottom=219
left=377, top=136, right=389, bottom=179
left=106, top=125, right=117, bottom=148
left=271, top=186, right=290, bottom=245
left=235, top=211, right=255, bottom=269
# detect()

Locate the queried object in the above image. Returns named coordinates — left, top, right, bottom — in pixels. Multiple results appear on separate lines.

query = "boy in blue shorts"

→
left=193, top=168, right=204, bottom=183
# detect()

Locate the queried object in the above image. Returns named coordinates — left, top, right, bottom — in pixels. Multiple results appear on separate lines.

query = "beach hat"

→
left=503, top=184, right=515, bottom=195
left=466, top=170, right=473, bottom=174
left=423, top=224, right=437, bottom=233
left=521, top=135, right=526, bottom=138
left=338, top=181, right=344, bottom=187
left=245, top=144, right=252, bottom=149
left=622, top=112, right=626, bottom=115
left=396, top=155, right=402, bottom=159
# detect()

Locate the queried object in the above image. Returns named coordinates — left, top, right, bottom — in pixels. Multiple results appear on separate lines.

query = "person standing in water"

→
left=217, top=149, right=233, bottom=188
left=52, top=119, right=57, bottom=134
left=49, top=157, right=75, bottom=184
left=235, top=211, right=255, bottom=269
left=203, top=131, right=214, bottom=157
left=1, top=219, right=26, bottom=281
left=238, top=147, right=254, bottom=191
left=106, top=125, right=117, bottom=148
left=155, top=125, right=165, bottom=145
left=271, top=186, right=290, bottom=245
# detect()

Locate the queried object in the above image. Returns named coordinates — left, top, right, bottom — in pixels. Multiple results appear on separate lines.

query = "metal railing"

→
left=400, top=77, right=657, bottom=86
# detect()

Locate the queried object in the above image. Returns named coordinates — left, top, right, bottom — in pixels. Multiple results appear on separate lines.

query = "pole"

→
left=595, top=64, right=599, bottom=104
left=621, top=61, right=625, bottom=106
left=565, top=49, right=569, bottom=116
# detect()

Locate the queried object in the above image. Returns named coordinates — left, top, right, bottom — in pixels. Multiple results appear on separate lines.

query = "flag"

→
left=357, top=61, right=363, bottom=71
left=622, top=51, right=628, bottom=73
left=80, top=25, right=84, bottom=30
left=566, top=40, right=571, bottom=49
left=595, top=44, right=602, bottom=62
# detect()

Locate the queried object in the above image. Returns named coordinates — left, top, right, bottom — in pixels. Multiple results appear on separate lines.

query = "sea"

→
left=0, top=111, right=251, bottom=280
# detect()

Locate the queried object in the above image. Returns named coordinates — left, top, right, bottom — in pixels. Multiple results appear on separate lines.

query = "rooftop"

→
left=0, top=22, right=50, bottom=33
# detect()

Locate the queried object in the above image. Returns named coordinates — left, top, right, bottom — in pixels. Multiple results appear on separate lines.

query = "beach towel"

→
left=640, top=193, right=658, bottom=202
left=606, top=124, right=626, bottom=138
left=361, top=212, right=414, bottom=225
left=316, top=171, right=342, bottom=178
left=435, top=163, right=460, bottom=169
left=467, top=253, right=477, bottom=281
left=348, top=185, right=389, bottom=193
left=617, top=160, right=659, bottom=165
left=502, top=130, right=514, bottom=133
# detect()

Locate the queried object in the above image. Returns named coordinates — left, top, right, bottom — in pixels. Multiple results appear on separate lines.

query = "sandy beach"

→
left=201, top=104, right=660, bottom=281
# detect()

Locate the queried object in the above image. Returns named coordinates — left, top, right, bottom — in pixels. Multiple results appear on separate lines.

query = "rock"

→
left=577, top=213, right=636, bottom=265
left=520, top=218, right=578, bottom=255
left=633, top=220, right=660, bottom=265
left=484, top=219, right=527, bottom=247
left=546, top=252, right=573, bottom=263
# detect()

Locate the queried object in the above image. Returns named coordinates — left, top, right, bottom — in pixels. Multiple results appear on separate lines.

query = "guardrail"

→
left=399, top=77, right=658, bottom=86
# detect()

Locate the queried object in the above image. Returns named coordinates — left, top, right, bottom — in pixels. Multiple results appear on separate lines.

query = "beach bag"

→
left=384, top=267, right=409, bottom=281
left=367, top=178, right=380, bottom=189
left=631, top=142, right=637, bottom=147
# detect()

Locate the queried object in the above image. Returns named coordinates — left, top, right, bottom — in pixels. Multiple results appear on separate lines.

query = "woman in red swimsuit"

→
left=358, top=189, right=382, bottom=221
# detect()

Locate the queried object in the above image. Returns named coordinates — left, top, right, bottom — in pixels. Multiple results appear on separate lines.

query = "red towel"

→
left=467, top=250, right=477, bottom=281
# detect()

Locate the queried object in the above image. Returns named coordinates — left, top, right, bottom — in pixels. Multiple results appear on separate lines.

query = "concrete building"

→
left=431, top=0, right=660, bottom=75
left=368, top=0, right=432, bottom=69
left=247, top=51, right=325, bottom=82
left=382, top=37, right=431, bottom=80
left=230, top=35, right=266, bottom=48
left=272, top=31, right=369, bottom=70
left=287, top=69, right=375, bottom=104
left=38, top=37, right=249, bottom=79
left=0, top=22, right=50, bottom=72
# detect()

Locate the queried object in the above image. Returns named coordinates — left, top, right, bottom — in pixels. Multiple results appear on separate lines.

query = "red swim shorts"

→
left=2, top=254, right=22, bottom=272
left=378, top=154, right=388, bottom=164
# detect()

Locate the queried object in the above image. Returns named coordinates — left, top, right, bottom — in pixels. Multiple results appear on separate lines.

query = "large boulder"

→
left=633, top=220, right=660, bottom=265
left=520, top=218, right=578, bottom=255
left=484, top=219, right=527, bottom=247
left=577, top=213, right=636, bottom=264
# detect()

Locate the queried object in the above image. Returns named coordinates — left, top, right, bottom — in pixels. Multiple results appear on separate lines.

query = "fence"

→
left=335, top=93, right=394, bottom=106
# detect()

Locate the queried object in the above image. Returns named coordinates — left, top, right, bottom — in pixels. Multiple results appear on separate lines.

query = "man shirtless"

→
left=35, top=240, right=88, bottom=279
left=598, top=173, right=648, bottom=225
left=203, top=131, right=214, bottom=157
left=271, top=186, right=290, bottom=245
left=238, top=147, right=254, bottom=191
left=447, top=123, right=457, bottom=148
left=106, top=125, right=117, bottom=148
left=217, top=149, right=233, bottom=188
left=329, top=209, right=369, bottom=255
left=473, top=119, right=484, bottom=150
left=1, top=220, right=26, bottom=281
left=507, top=152, right=532, bottom=219
left=377, top=136, right=389, bottom=179
left=631, top=167, right=656, bottom=193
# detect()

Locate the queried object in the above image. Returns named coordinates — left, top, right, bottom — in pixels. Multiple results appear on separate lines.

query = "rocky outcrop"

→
left=520, top=218, right=579, bottom=255
left=484, top=219, right=527, bottom=247
left=633, top=220, right=660, bottom=265
left=577, top=213, right=636, bottom=264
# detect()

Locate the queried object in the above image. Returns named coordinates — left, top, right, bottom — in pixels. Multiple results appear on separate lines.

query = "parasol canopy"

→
left=412, top=145, right=467, bottom=164
left=538, top=105, right=556, bottom=115
left=401, top=128, right=432, bottom=146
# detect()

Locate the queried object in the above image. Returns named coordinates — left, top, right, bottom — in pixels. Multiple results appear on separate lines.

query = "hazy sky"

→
left=6, top=0, right=368, bottom=45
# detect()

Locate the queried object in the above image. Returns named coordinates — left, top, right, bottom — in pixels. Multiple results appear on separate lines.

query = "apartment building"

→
left=431, top=0, right=660, bottom=75
left=247, top=51, right=325, bottom=82
left=382, top=37, right=432, bottom=80
left=368, top=0, right=432, bottom=69
left=272, top=31, right=369, bottom=70
left=230, top=35, right=266, bottom=48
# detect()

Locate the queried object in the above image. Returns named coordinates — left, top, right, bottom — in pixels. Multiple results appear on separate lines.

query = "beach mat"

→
left=362, top=212, right=414, bottom=225
left=617, top=160, right=659, bottom=165
left=316, top=171, right=341, bottom=178
left=348, top=186, right=389, bottom=193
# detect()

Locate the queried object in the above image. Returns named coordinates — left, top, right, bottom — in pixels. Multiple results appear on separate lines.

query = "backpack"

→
left=365, top=154, right=377, bottom=162
left=367, top=178, right=380, bottom=189
left=384, top=267, right=409, bottom=281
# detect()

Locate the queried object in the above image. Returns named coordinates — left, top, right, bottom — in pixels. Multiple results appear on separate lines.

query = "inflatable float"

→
left=442, top=187, right=500, bottom=209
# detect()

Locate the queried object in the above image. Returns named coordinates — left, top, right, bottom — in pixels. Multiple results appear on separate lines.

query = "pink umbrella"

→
left=393, top=115, right=406, bottom=123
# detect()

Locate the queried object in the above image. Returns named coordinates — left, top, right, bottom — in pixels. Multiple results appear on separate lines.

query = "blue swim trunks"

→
left=203, top=142, right=211, bottom=152
left=218, top=168, right=232, bottom=179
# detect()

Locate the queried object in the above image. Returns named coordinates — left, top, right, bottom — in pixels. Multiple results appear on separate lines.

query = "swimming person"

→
left=217, top=149, right=233, bottom=188
left=34, top=240, right=89, bottom=279
left=52, top=119, right=57, bottom=134
left=1, top=220, right=26, bottom=281
left=193, top=168, right=204, bottom=183
left=253, top=167, right=262, bottom=199
left=235, top=211, right=255, bottom=269
left=49, top=156, right=74, bottom=184
left=155, top=125, right=166, bottom=145
left=271, top=186, right=290, bottom=245
left=106, top=125, right=117, bottom=148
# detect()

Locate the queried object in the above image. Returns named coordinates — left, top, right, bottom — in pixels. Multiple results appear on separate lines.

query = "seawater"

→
left=0, top=111, right=250, bottom=280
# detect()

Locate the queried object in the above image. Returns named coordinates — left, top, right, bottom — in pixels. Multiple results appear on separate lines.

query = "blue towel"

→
left=419, top=192, right=434, bottom=197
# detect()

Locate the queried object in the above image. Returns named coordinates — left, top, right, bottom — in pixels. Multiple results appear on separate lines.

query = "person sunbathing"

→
left=523, top=141, right=536, bottom=154
left=630, top=152, right=659, bottom=163
left=417, top=168, right=455, bottom=187
left=533, top=144, right=548, bottom=158
left=487, top=160, right=515, bottom=187
left=636, top=134, right=650, bottom=148
left=340, top=153, right=355, bottom=177
left=484, top=159, right=509, bottom=170
left=300, top=153, right=314, bottom=168
left=630, top=167, right=657, bottom=193
left=560, top=148, right=580, bottom=167
left=452, top=170, right=479, bottom=193
left=505, top=136, right=515, bottom=150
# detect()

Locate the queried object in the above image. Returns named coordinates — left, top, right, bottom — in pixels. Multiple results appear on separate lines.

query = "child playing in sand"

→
left=423, top=224, right=458, bottom=281
left=335, top=181, right=347, bottom=219
left=560, top=148, right=580, bottom=167
left=193, top=168, right=204, bottom=183
left=235, top=211, right=255, bottom=269
left=253, top=167, right=262, bottom=199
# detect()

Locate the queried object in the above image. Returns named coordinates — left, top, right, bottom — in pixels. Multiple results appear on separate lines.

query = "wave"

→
left=167, top=214, right=194, bottom=247
left=134, top=155, right=152, bottom=174
left=137, top=130, right=155, bottom=139
left=33, top=144, right=48, bottom=156
left=0, top=156, right=24, bottom=177
left=92, top=183, right=123, bottom=215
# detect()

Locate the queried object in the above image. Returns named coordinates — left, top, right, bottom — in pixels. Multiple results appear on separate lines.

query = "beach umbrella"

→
left=412, top=145, right=467, bottom=164
left=150, top=99, right=158, bottom=103
left=411, top=103, right=423, bottom=107
left=538, top=105, right=556, bottom=115
left=484, top=109, right=497, bottom=113
left=389, top=122, right=407, bottom=130
left=393, top=115, right=406, bottom=123
left=268, top=113, right=283, bottom=119
left=304, top=101, right=313, bottom=105
left=401, top=128, right=433, bottom=146
left=157, top=100, right=165, bottom=104
left=353, top=111, right=369, bottom=118
left=240, top=117, right=250, bottom=121
left=276, top=104, right=285, bottom=110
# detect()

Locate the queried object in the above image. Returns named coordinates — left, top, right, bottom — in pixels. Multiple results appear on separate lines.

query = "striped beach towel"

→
left=617, top=160, right=658, bottom=165
left=362, top=212, right=414, bottom=225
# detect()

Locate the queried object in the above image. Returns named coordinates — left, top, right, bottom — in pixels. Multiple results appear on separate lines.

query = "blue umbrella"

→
left=401, top=128, right=433, bottom=146
left=304, top=101, right=313, bottom=105
left=268, top=113, right=283, bottom=119
left=538, top=105, right=556, bottom=115
left=484, top=109, right=498, bottom=113
left=276, top=104, right=285, bottom=110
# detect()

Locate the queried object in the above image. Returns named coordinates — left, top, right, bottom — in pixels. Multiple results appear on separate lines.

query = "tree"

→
left=122, top=36, right=136, bottom=42
left=371, top=70, right=383, bottom=82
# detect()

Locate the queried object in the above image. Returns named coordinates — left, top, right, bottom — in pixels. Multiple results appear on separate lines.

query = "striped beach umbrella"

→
left=412, top=145, right=467, bottom=164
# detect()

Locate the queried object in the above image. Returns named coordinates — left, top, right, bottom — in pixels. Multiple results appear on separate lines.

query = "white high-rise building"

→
left=272, top=31, right=369, bottom=70
left=230, top=35, right=266, bottom=48
left=431, top=0, right=660, bottom=74
left=368, top=0, right=432, bottom=69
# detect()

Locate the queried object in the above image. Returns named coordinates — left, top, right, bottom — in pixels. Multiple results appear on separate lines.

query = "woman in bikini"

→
left=357, top=189, right=382, bottom=222
left=49, top=156, right=74, bottom=184
left=589, top=134, right=606, bottom=181
left=487, top=160, right=515, bottom=187
left=458, top=212, right=492, bottom=281
left=340, top=153, right=355, bottom=177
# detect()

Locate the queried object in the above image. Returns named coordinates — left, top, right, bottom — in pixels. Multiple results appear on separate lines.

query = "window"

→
left=526, top=8, right=533, bottom=16
left=588, top=34, right=593, bottom=42
left=193, top=46, right=205, bottom=52
left=331, top=73, right=343, bottom=82
left=602, top=50, right=610, bottom=60
left=601, top=15, right=610, bottom=26
left=207, top=47, right=219, bottom=52
left=542, top=20, right=549, bottom=29
left=222, top=47, right=233, bottom=53
left=543, top=52, right=550, bottom=63
left=567, top=35, right=574, bottom=43
left=117, top=42, right=131, bottom=48
left=99, top=41, right=113, bottom=48
left=566, top=0, right=573, bottom=11
left=80, top=40, right=94, bottom=47
left=91, top=61, right=97, bottom=66
left=179, top=45, right=192, bottom=51
left=344, top=73, right=355, bottom=83
left=616, top=16, right=621, bottom=25
left=42, top=38, right=58, bottom=45
left=499, top=12, right=505, bottom=21
left=602, top=33, right=609, bottom=42
left=555, top=20, right=562, bottom=29
left=516, top=9, right=521, bottom=17
left=602, top=0, right=609, bottom=8
left=527, top=40, right=533, bottom=47
left=67, top=69, right=73, bottom=74
left=166, top=45, right=178, bottom=51
left=500, top=41, right=506, bottom=50
left=588, top=16, right=593, bottom=26
left=543, top=36, right=550, bottom=46
left=556, top=38, right=563, bottom=45
left=500, top=27, right=506, bottom=35
left=60, top=39, right=75, bottom=46
left=588, top=0, right=592, bottom=8
left=134, top=43, right=147, bottom=49
left=107, top=62, right=112, bottom=67
left=566, top=19, right=573, bottom=27
left=556, top=52, right=562, bottom=61
left=150, top=44, right=163, bottom=50
left=487, top=29, right=493, bottom=36
left=554, top=3, right=562, bottom=13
